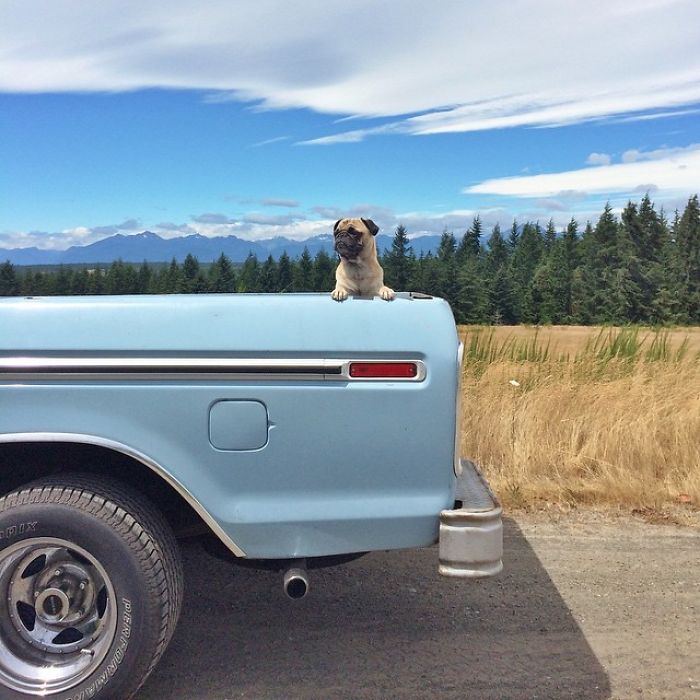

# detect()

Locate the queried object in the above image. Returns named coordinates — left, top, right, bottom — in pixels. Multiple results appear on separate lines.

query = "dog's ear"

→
left=333, top=219, right=343, bottom=233
left=361, top=218, right=379, bottom=236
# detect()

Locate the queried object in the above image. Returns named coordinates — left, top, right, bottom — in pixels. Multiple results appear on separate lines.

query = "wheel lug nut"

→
left=54, top=569, right=62, bottom=576
left=79, top=581, right=87, bottom=590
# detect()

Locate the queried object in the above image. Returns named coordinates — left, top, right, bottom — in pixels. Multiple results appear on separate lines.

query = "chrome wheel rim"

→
left=0, top=538, right=117, bottom=695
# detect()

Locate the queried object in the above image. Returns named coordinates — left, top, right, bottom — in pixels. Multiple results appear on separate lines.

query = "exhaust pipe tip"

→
left=283, top=566, right=309, bottom=600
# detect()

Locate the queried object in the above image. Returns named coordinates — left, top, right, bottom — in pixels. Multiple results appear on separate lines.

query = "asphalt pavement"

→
left=137, top=515, right=700, bottom=700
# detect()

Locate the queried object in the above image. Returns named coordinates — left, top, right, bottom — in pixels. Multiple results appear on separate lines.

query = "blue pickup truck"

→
left=0, top=293, right=502, bottom=700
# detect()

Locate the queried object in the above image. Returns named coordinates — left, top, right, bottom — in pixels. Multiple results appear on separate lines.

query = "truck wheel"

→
left=0, top=474, right=183, bottom=700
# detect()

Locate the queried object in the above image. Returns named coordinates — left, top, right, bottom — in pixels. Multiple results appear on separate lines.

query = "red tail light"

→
left=349, top=362, right=418, bottom=378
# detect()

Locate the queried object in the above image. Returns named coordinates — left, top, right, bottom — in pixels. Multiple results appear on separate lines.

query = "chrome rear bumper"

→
left=439, top=459, right=503, bottom=578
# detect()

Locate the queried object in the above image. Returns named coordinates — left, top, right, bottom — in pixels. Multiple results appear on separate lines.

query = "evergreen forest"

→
left=2, top=194, right=699, bottom=325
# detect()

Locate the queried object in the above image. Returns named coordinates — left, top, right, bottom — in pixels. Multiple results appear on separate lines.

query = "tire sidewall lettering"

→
left=0, top=521, right=38, bottom=541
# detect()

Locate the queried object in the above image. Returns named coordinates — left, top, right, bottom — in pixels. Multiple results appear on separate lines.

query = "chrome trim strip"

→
left=0, top=357, right=426, bottom=382
left=0, top=432, right=247, bottom=558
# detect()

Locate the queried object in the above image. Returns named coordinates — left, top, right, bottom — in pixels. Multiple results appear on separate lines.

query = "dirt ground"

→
left=138, top=514, right=700, bottom=700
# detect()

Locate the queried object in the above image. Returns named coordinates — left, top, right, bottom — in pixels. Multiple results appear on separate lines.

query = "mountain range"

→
left=0, top=231, right=444, bottom=266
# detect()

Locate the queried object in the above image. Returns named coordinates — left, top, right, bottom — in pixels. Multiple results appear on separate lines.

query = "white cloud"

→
left=183, top=217, right=332, bottom=242
left=1, top=0, right=699, bottom=139
left=621, top=144, right=694, bottom=163
left=249, top=136, right=290, bottom=148
left=465, top=144, right=700, bottom=198
left=610, top=106, right=700, bottom=123
left=586, top=152, right=612, bottom=166
left=0, top=220, right=149, bottom=250
left=0, top=205, right=515, bottom=250
left=259, top=198, right=299, bottom=208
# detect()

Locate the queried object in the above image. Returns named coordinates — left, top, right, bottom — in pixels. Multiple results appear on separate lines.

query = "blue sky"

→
left=1, top=0, right=700, bottom=249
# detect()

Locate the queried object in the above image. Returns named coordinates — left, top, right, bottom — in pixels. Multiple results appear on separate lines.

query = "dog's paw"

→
left=379, top=286, right=395, bottom=300
left=331, top=288, right=348, bottom=301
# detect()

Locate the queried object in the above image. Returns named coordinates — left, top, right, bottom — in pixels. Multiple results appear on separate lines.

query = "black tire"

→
left=0, top=474, right=183, bottom=700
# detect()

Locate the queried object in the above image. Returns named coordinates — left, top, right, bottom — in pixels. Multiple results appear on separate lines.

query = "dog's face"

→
left=333, top=218, right=379, bottom=261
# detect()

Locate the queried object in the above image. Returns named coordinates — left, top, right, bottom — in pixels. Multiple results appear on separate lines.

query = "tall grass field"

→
left=459, top=326, right=700, bottom=516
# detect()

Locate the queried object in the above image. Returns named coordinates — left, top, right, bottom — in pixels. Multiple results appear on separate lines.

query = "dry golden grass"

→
left=468, top=324, right=700, bottom=357
left=459, top=326, right=700, bottom=516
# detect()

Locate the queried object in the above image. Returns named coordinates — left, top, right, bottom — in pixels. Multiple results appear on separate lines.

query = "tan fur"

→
left=331, top=218, right=395, bottom=301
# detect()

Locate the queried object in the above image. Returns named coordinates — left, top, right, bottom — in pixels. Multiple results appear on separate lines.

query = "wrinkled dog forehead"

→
left=334, top=218, right=365, bottom=233
left=333, top=218, right=378, bottom=235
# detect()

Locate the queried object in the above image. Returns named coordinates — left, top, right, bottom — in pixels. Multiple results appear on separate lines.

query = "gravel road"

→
left=137, top=515, right=700, bottom=700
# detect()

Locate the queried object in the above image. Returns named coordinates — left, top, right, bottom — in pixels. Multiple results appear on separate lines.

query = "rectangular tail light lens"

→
left=348, top=362, right=419, bottom=378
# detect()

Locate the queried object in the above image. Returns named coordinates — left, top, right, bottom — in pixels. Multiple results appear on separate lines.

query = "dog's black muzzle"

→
left=334, top=232, right=363, bottom=260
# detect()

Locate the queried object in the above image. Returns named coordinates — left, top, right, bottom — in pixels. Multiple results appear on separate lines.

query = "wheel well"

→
left=0, top=441, right=209, bottom=539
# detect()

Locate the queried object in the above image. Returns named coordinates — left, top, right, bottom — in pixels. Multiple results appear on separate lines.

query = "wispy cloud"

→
left=0, top=219, right=144, bottom=250
left=620, top=144, right=695, bottom=163
left=155, top=221, right=195, bottom=233
left=586, top=152, right=612, bottom=166
left=608, top=107, right=700, bottom=124
left=191, top=213, right=236, bottom=224
left=223, top=195, right=299, bottom=208
left=465, top=144, right=700, bottom=198
left=1, top=0, right=698, bottom=140
left=259, top=198, right=299, bottom=208
left=250, top=136, right=290, bottom=148
left=1, top=205, right=520, bottom=250
left=89, top=218, right=142, bottom=236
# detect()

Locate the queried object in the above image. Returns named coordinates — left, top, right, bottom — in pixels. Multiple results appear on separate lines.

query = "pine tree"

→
left=313, top=249, right=335, bottom=292
left=675, top=195, right=700, bottom=322
left=276, top=252, right=293, bottom=292
left=293, top=247, right=313, bottom=291
left=570, top=222, right=597, bottom=323
left=415, top=252, right=441, bottom=296
left=508, top=219, right=520, bottom=253
left=208, top=253, right=237, bottom=292
left=586, top=204, right=620, bottom=322
left=52, top=265, right=73, bottom=295
left=532, top=237, right=575, bottom=325
left=237, top=253, right=260, bottom=292
left=156, top=259, right=182, bottom=293
left=614, top=202, right=648, bottom=323
left=543, top=219, right=557, bottom=254
left=383, top=224, right=413, bottom=290
left=87, top=269, right=106, bottom=295
left=0, top=261, right=19, bottom=295
left=181, top=254, right=208, bottom=293
left=21, top=269, right=39, bottom=295
left=437, top=230, right=457, bottom=261
left=509, top=222, right=543, bottom=322
left=105, top=260, right=138, bottom=294
left=636, top=199, right=672, bottom=323
left=652, top=210, right=681, bottom=323
left=436, top=231, right=459, bottom=309
left=70, top=268, right=90, bottom=295
left=562, top=218, right=580, bottom=268
left=456, top=259, right=485, bottom=323
left=488, top=266, right=516, bottom=325
left=485, top=223, right=509, bottom=273
left=259, top=255, right=278, bottom=292
left=457, top=216, right=482, bottom=263
left=481, top=224, right=513, bottom=323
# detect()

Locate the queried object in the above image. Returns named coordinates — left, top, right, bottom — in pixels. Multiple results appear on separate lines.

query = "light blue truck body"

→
left=0, top=293, right=467, bottom=560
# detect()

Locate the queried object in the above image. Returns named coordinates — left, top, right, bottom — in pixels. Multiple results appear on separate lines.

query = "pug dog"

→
left=331, top=218, right=395, bottom=301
